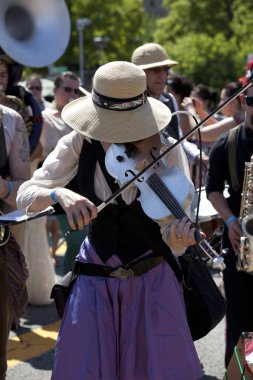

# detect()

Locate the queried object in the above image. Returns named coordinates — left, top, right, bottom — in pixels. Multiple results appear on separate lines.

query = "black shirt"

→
left=206, top=124, right=253, bottom=216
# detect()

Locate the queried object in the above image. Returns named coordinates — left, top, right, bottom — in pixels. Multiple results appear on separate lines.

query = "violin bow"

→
left=96, top=78, right=253, bottom=213
left=65, top=78, right=253, bottom=237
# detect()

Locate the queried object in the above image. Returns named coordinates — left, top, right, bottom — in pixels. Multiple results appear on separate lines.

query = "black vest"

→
left=76, top=140, right=172, bottom=264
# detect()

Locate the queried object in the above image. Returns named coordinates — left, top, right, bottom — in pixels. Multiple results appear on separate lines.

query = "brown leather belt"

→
left=74, top=255, right=164, bottom=280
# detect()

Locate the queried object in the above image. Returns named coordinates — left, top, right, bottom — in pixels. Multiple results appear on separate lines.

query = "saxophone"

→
left=236, top=155, right=253, bottom=273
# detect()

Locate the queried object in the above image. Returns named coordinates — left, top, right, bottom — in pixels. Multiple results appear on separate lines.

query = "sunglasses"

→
left=147, top=66, right=169, bottom=74
left=245, top=96, right=253, bottom=107
left=61, top=86, right=79, bottom=95
left=28, top=86, right=42, bottom=91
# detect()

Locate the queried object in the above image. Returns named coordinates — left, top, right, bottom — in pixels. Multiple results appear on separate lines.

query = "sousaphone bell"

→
left=0, top=0, right=71, bottom=67
left=0, top=1, right=71, bottom=245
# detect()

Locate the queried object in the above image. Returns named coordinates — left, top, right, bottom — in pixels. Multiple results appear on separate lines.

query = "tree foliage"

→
left=60, top=0, right=152, bottom=71
left=154, top=0, right=253, bottom=89
left=164, top=33, right=240, bottom=89
left=23, top=0, right=253, bottom=90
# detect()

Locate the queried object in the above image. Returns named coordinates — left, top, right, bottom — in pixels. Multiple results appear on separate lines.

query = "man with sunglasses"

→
left=206, top=62, right=253, bottom=369
left=131, top=43, right=209, bottom=169
left=40, top=71, right=81, bottom=159
left=26, top=74, right=51, bottom=111
left=40, top=71, right=88, bottom=274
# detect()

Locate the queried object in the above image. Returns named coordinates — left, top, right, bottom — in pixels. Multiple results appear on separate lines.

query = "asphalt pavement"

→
left=6, top=253, right=226, bottom=380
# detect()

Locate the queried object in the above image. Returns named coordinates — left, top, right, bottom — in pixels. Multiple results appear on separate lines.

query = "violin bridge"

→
left=135, top=159, right=149, bottom=172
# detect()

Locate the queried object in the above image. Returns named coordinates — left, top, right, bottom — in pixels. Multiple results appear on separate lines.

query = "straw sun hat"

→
left=61, top=61, right=172, bottom=143
left=131, top=43, right=178, bottom=70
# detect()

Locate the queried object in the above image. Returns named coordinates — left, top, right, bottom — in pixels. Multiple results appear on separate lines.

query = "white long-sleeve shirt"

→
left=17, top=130, right=194, bottom=255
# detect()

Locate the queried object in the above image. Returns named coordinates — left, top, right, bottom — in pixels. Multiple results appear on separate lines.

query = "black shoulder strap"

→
left=162, top=93, right=180, bottom=140
left=91, top=140, right=126, bottom=207
left=91, top=140, right=120, bottom=194
left=228, top=125, right=240, bottom=192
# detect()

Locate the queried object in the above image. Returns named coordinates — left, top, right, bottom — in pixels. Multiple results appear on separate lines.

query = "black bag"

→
left=177, top=251, right=226, bottom=341
left=50, top=271, right=76, bottom=319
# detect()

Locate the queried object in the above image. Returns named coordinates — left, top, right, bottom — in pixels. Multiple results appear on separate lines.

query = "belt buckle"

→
left=110, top=267, right=134, bottom=279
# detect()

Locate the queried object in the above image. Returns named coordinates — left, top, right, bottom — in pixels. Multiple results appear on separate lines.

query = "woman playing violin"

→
left=17, top=61, right=203, bottom=379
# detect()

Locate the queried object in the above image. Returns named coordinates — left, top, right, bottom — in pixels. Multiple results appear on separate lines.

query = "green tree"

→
left=23, top=0, right=154, bottom=82
left=61, top=0, right=153, bottom=70
left=154, top=0, right=253, bottom=88
left=23, top=0, right=253, bottom=90
left=165, top=33, right=240, bottom=88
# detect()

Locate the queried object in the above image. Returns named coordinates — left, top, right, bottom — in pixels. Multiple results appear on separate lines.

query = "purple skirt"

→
left=52, top=239, right=203, bottom=380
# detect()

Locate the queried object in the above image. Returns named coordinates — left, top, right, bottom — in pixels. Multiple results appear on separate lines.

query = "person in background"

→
left=0, top=52, right=40, bottom=244
left=0, top=49, right=43, bottom=162
left=131, top=43, right=209, bottom=173
left=182, top=81, right=244, bottom=187
left=0, top=50, right=55, bottom=306
left=191, top=84, right=219, bottom=117
left=206, top=63, right=253, bottom=367
left=166, top=73, right=194, bottom=136
left=182, top=81, right=244, bottom=145
left=26, top=74, right=51, bottom=111
left=17, top=60, right=203, bottom=380
left=219, top=81, right=244, bottom=124
left=40, top=71, right=88, bottom=273
left=0, top=104, right=30, bottom=380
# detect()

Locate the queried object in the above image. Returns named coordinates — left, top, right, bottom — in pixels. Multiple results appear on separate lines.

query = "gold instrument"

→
left=237, top=155, right=253, bottom=273
left=0, top=90, right=32, bottom=130
left=0, top=210, right=10, bottom=246
left=0, top=88, right=36, bottom=140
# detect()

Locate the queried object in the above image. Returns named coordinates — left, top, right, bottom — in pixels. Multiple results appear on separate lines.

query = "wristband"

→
left=1, top=180, right=13, bottom=200
left=225, top=215, right=237, bottom=227
left=50, top=189, right=58, bottom=203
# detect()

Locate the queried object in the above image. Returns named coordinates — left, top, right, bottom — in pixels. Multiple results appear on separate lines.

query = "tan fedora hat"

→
left=131, top=43, right=178, bottom=70
left=61, top=61, right=172, bottom=143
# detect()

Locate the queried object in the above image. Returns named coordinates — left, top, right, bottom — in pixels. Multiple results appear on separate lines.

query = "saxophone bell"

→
left=242, top=214, right=253, bottom=237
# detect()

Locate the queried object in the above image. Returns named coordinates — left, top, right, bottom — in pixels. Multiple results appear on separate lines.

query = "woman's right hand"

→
left=168, top=217, right=198, bottom=253
left=54, top=188, right=97, bottom=231
left=227, top=218, right=242, bottom=253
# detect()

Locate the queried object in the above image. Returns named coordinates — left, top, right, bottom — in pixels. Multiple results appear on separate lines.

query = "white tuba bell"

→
left=0, top=0, right=71, bottom=67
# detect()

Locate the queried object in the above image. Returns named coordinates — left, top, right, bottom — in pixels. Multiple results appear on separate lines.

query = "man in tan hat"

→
left=17, top=61, right=203, bottom=379
left=131, top=42, right=208, bottom=166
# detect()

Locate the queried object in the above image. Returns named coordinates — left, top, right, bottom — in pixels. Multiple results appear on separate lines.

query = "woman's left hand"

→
left=169, top=217, right=204, bottom=251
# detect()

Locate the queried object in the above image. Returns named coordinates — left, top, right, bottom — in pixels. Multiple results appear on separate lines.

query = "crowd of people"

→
left=1, top=40, right=253, bottom=379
